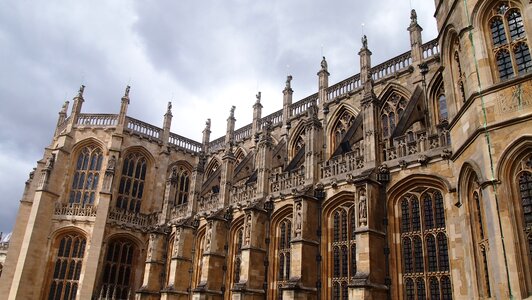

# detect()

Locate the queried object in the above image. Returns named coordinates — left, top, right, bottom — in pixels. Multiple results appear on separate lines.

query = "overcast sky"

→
left=0, top=0, right=438, bottom=235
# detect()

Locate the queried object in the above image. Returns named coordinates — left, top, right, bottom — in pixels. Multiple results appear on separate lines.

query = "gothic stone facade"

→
left=1, top=0, right=532, bottom=299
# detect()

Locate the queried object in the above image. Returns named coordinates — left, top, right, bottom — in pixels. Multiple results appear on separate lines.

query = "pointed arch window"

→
left=69, top=146, right=103, bottom=206
left=470, top=187, right=491, bottom=297
left=117, top=153, right=147, bottom=213
left=381, top=92, right=407, bottom=139
left=332, top=110, right=355, bottom=151
left=47, top=233, right=86, bottom=300
left=278, top=218, right=291, bottom=282
left=233, top=227, right=244, bottom=284
left=488, top=2, right=530, bottom=80
left=101, top=240, right=135, bottom=299
left=400, top=189, right=452, bottom=299
left=331, top=205, right=357, bottom=299
left=517, top=154, right=532, bottom=259
left=170, top=167, right=190, bottom=206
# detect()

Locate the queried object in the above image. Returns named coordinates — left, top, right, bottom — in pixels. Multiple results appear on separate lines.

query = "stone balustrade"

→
left=327, top=74, right=361, bottom=101
left=168, top=132, right=203, bottom=153
left=270, top=168, right=305, bottom=193
left=198, top=193, right=222, bottom=214
left=384, top=127, right=451, bottom=161
left=230, top=183, right=257, bottom=205
left=209, top=137, right=226, bottom=153
left=291, top=93, right=319, bottom=117
left=320, top=150, right=364, bottom=179
left=125, top=117, right=162, bottom=141
left=77, top=113, right=118, bottom=126
left=371, top=51, right=412, bottom=82
left=260, top=109, right=283, bottom=129
left=422, top=38, right=440, bottom=59
left=54, top=203, right=97, bottom=217
left=107, top=208, right=158, bottom=229
left=170, top=203, right=189, bottom=221
left=234, top=124, right=252, bottom=142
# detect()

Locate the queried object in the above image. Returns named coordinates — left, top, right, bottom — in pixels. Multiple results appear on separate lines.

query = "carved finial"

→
left=321, top=56, right=328, bottom=71
left=167, top=101, right=172, bottom=113
left=256, top=91, right=261, bottom=103
left=45, top=153, right=56, bottom=170
left=78, top=85, right=85, bottom=97
left=205, top=118, right=211, bottom=130
left=362, top=35, right=368, bottom=49
left=124, top=85, right=130, bottom=97
left=60, top=101, right=69, bottom=114
left=285, top=75, right=293, bottom=89
left=230, top=105, right=236, bottom=117
left=410, top=9, right=418, bottom=25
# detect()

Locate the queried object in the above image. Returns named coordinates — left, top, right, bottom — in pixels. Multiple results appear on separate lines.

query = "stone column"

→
left=137, top=231, right=167, bottom=300
left=232, top=207, right=269, bottom=299
left=283, top=195, right=320, bottom=299
left=65, top=85, right=85, bottom=132
left=79, top=156, right=116, bottom=299
left=251, top=92, right=263, bottom=145
left=162, top=224, right=197, bottom=300
left=162, top=102, right=173, bottom=151
left=255, top=123, right=273, bottom=198
left=202, top=119, right=211, bottom=153
left=282, top=75, right=293, bottom=138
left=349, top=182, right=387, bottom=299
left=6, top=151, right=63, bottom=299
left=303, top=106, right=323, bottom=182
left=193, top=216, right=230, bottom=299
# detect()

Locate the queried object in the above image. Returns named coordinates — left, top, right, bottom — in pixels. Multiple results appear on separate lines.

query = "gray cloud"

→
left=0, top=0, right=437, bottom=234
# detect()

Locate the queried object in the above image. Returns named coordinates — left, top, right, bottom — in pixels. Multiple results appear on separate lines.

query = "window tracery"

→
left=381, top=92, right=407, bottom=138
left=278, top=218, right=291, bottom=283
left=69, top=146, right=103, bottom=206
left=171, top=167, right=190, bottom=206
left=400, top=189, right=452, bottom=299
left=488, top=2, right=531, bottom=80
left=47, top=233, right=86, bottom=300
left=332, top=110, right=355, bottom=151
left=517, top=154, right=532, bottom=259
left=117, top=153, right=147, bottom=213
left=331, top=205, right=357, bottom=299
left=233, top=227, right=243, bottom=284
left=101, top=239, right=135, bottom=299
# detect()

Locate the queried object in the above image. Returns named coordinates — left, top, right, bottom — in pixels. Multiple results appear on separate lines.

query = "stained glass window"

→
left=69, top=146, right=103, bottom=206
left=117, top=153, right=147, bottom=213
left=48, top=234, right=86, bottom=300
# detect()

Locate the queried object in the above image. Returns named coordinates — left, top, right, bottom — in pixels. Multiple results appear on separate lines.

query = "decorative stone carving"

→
left=321, top=56, right=328, bottom=71
left=358, top=188, right=367, bottom=226
left=107, top=155, right=116, bottom=172
left=147, top=233, right=156, bottom=261
left=244, top=213, right=251, bottom=246
left=205, top=221, right=213, bottom=252
left=172, top=227, right=181, bottom=257
left=44, top=153, right=55, bottom=170
left=417, top=154, right=429, bottom=165
left=399, top=160, right=407, bottom=169
left=295, top=202, right=302, bottom=237
left=441, top=148, right=452, bottom=160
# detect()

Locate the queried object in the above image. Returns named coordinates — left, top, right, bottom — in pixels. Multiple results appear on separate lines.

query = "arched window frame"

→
left=46, top=232, right=87, bottom=300
left=330, top=205, right=357, bottom=300
left=116, top=153, right=148, bottom=213
left=69, top=145, right=103, bottom=206
left=232, top=227, right=244, bottom=285
left=486, top=2, right=531, bottom=80
left=330, top=108, right=356, bottom=153
left=515, top=154, right=532, bottom=267
left=170, top=166, right=190, bottom=207
left=100, top=239, right=137, bottom=299
left=380, top=92, right=408, bottom=139
left=399, top=188, right=452, bottom=299
left=277, top=218, right=291, bottom=283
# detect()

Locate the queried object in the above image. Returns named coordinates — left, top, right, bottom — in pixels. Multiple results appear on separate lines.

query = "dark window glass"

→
left=490, top=17, right=507, bottom=47
left=514, top=43, right=532, bottom=75
left=497, top=49, right=514, bottom=80
left=48, top=234, right=86, bottom=300
left=117, top=154, right=147, bottom=213
left=507, top=9, right=525, bottom=40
